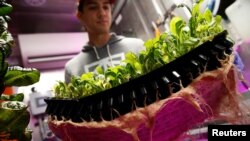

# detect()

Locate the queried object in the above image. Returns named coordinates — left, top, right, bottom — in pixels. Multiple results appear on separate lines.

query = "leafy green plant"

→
left=0, top=0, right=40, bottom=140
left=53, top=0, right=224, bottom=99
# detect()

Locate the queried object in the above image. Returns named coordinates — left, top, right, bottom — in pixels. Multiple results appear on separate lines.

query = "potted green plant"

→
left=46, top=0, right=234, bottom=118
left=45, top=0, right=241, bottom=141
left=46, top=0, right=232, bottom=106
left=0, top=1, right=40, bottom=141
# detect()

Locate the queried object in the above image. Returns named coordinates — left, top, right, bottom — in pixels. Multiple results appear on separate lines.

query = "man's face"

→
left=78, top=0, right=112, bottom=35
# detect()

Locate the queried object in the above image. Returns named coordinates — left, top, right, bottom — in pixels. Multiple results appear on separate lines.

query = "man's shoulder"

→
left=110, top=33, right=144, bottom=44
left=65, top=53, right=82, bottom=68
left=117, top=35, right=143, bottom=41
left=123, top=37, right=144, bottom=42
left=116, top=35, right=144, bottom=45
left=111, top=35, right=145, bottom=53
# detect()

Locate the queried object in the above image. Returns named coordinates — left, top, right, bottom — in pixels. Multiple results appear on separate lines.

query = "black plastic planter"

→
left=44, top=31, right=234, bottom=122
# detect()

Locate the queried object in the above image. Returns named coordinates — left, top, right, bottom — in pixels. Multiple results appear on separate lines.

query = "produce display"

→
left=45, top=0, right=247, bottom=141
left=0, top=0, right=40, bottom=140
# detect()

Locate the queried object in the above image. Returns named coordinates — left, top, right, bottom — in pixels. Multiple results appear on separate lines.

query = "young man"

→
left=64, top=0, right=145, bottom=83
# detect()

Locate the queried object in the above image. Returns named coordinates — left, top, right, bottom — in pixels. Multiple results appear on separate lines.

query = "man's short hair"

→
left=78, top=0, right=115, bottom=12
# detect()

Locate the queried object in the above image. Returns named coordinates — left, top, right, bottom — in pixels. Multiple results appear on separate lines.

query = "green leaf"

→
left=124, top=52, right=142, bottom=76
left=95, top=65, right=104, bottom=74
left=0, top=60, right=8, bottom=78
left=203, top=8, right=213, bottom=22
left=1, top=30, right=15, bottom=55
left=0, top=101, right=29, bottom=132
left=170, top=17, right=185, bottom=37
left=81, top=72, right=94, bottom=80
left=0, top=16, right=8, bottom=33
left=0, top=2, right=13, bottom=16
left=4, top=66, right=40, bottom=86
left=0, top=93, right=24, bottom=101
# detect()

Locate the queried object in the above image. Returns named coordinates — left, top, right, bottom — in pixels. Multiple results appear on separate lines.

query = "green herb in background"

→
left=0, top=0, right=40, bottom=140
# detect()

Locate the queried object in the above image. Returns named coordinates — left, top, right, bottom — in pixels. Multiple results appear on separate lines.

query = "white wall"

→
left=18, top=32, right=88, bottom=70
